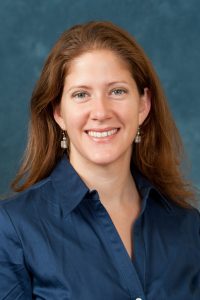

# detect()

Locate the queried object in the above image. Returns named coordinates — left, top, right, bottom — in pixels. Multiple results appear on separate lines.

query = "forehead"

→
left=65, top=49, right=132, bottom=84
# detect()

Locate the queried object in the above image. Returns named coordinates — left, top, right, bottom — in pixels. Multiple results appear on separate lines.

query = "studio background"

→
left=0, top=0, right=199, bottom=206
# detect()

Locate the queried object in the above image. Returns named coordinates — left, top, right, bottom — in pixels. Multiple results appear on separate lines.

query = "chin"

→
left=86, top=153, right=122, bottom=166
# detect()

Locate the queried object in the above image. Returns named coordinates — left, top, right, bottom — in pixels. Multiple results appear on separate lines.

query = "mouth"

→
left=85, top=128, right=120, bottom=138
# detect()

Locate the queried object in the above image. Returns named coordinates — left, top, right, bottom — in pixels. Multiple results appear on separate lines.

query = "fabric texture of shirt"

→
left=0, top=156, right=200, bottom=300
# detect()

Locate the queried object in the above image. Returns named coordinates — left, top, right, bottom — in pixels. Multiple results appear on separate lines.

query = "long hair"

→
left=12, top=21, right=196, bottom=208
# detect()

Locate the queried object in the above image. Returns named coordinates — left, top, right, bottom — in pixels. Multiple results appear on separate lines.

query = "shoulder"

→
left=0, top=176, right=53, bottom=226
left=149, top=187, right=200, bottom=245
left=1, top=176, right=52, bottom=206
left=0, top=175, right=57, bottom=265
left=169, top=201, right=200, bottom=242
left=171, top=201, right=200, bottom=223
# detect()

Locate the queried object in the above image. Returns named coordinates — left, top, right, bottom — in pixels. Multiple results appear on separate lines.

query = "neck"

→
left=69, top=152, right=140, bottom=209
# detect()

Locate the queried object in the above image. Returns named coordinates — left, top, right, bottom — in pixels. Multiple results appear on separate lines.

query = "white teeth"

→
left=87, top=128, right=118, bottom=138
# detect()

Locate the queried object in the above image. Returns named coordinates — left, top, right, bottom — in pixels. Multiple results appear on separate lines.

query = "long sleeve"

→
left=0, top=205, right=32, bottom=299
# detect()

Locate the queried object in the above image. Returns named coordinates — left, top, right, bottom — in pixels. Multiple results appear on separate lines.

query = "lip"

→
left=84, top=128, right=120, bottom=143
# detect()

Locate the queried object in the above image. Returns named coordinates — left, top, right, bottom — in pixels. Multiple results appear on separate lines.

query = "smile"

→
left=86, top=128, right=119, bottom=138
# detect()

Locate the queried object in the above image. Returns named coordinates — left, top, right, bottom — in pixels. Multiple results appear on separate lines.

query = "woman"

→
left=0, top=21, right=199, bottom=299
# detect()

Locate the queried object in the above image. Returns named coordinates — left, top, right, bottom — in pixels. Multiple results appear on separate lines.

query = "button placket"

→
left=132, top=218, right=146, bottom=290
left=88, top=191, right=146, bottom=299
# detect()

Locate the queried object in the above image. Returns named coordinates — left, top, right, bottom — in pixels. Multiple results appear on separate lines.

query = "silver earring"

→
left=135, top=126, right=141, bottom=143
left=61, top=131, right=68, bottom=149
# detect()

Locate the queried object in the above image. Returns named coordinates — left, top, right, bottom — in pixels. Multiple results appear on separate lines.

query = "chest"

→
left=23, top=202, right=200, bottom=300
left=105, top=202, right=141, bottom=260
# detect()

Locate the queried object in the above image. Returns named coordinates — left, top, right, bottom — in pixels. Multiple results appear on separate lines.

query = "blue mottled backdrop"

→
left=0, top=0, right=199, bottom=203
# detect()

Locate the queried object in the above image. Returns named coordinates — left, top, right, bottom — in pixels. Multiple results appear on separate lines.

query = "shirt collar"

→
left=131, top=165, right=175, bottom=215
left=49, top=155, right=174, bottom=216
left=49, top=156, right=89, bottom=215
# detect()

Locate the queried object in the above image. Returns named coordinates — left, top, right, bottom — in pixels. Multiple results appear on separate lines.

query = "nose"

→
left=90, top=95, right=112, bottom=121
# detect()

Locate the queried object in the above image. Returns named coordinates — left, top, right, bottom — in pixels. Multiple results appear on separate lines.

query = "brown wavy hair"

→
left=12, top=21, right=196, bottom=208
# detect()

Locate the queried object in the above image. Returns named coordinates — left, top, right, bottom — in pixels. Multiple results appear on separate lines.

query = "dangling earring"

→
left=61, top=131, right=68, bottom=149
left=135, top=126, right=141, bottom=143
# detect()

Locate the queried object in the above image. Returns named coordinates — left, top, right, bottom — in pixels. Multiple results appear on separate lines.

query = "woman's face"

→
left=54, top=49, right=151, bottom=167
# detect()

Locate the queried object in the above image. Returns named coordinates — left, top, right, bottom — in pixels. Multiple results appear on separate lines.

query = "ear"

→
left=53, top=104, right=66, bottom=130
left=138, top=87, right=151, bottom=125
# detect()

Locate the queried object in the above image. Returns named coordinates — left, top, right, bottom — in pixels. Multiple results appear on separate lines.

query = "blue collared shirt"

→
left=0, top=156, right=200, bottom=299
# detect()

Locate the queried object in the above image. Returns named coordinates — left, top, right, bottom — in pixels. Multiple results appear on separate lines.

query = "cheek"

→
left=119, top=104, right=139, bottom=124
left=63, top=107, right=88, bottom=132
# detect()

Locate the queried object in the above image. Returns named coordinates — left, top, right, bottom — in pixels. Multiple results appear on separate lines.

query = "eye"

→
left=73, top=92, right=87, bottom=98
left=72, top=91, right=89, bottom=101
left=111, top=88, right=127, bottom=96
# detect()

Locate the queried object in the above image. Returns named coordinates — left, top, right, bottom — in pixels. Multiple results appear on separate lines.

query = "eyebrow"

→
left=66, top=81, right=129, bottom=93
